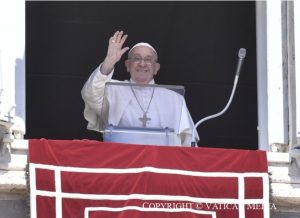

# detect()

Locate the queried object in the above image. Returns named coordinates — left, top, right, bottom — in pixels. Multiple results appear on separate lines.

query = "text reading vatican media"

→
left=142, top=202, right=277, bottom=211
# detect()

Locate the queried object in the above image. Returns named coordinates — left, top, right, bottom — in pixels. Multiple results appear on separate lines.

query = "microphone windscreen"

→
left=238, top=48, right=247, bottom=58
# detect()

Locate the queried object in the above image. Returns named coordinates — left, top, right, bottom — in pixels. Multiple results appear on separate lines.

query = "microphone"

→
left=191, top=48, right=247, bottom=147
left=236, top=48, right=246, bottom=77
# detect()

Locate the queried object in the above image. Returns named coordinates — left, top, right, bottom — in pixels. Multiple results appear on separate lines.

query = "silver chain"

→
left=129, top=84, right=155, bottom=114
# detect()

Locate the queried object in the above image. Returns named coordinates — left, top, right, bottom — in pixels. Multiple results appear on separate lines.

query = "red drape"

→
left=29, top=139, right=269, bottom=218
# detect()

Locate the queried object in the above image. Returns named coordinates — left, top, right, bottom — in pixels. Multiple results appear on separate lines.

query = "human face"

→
left=125, top=46, right=160, bottom=84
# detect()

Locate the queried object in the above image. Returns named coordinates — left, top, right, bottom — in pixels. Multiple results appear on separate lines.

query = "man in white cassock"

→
left=81, top=30, right=198, bottom=146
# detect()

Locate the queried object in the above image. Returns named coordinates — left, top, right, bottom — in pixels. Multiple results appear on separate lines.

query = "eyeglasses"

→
left=129, top=56, right=156, bottom=65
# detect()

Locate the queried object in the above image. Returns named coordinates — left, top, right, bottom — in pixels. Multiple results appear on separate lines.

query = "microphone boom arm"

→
left=191, top=75, right=240, bottom=146
left=191, top=48, right=246, bottom=147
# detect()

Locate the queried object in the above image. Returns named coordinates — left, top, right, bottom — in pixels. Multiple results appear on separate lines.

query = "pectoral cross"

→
left=139, top=112, right=151, bottom=127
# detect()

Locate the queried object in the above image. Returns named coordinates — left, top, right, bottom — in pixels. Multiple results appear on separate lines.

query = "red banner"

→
left=29, top=139, right=269, bottom=218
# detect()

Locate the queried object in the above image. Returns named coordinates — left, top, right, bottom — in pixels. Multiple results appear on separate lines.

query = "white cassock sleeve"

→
left=179, top=100, right=199, bottom=146
left=81, top=65, right=114, bottom=132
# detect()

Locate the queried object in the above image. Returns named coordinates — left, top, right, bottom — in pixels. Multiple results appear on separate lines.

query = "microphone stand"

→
left=191, top=48, right=246, bottom=147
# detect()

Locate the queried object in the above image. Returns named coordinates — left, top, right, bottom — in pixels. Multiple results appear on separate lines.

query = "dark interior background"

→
left=26, top=1, right=258, bottom=149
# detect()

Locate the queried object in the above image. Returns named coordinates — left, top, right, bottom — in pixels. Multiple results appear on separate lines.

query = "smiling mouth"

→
left=136, top=70, right=148, bottom=74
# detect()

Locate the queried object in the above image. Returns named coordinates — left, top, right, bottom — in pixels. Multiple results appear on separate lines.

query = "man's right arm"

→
left=81, top=30, right=129, bottom=131
left=81, top=64, right=114, bottom=131
left=82, top=30, right=129, bottom=107
left=100, top=57, right=117, bottom=76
